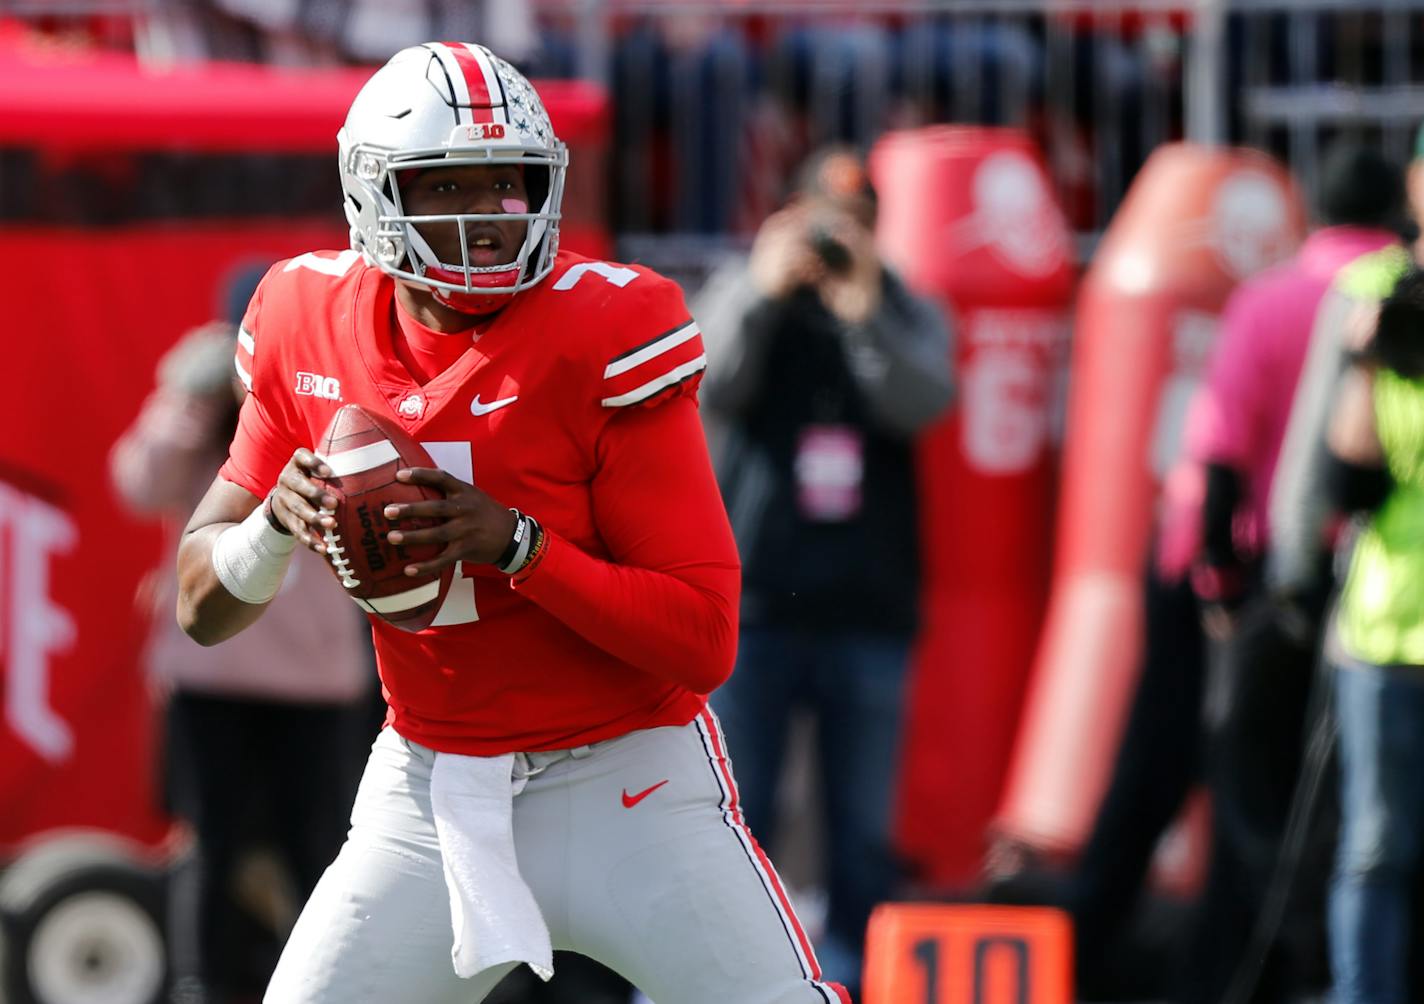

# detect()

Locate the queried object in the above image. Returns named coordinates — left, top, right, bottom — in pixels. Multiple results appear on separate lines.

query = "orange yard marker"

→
left=862, top=903, right=1072, bottom=1004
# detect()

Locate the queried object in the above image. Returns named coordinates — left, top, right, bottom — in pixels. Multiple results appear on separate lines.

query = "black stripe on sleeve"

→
left=606, top=367, right=706, bottom=409
left=606, top=319, right=696, bottom=366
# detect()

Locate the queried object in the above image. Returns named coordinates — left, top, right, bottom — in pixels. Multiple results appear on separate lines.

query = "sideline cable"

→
left=1219, top=616, right=1338, bottom=1004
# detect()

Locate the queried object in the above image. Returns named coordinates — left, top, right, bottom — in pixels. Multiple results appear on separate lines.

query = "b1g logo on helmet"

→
left=295, top=371, right=343, bottom=401
left=461, top=123, right=506, bottom=142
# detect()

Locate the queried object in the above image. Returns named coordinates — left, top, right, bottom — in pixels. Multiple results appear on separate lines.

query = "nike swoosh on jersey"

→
left=470, top=394, right=519, bottom=416
left=621, top=779, right=670, bottom=809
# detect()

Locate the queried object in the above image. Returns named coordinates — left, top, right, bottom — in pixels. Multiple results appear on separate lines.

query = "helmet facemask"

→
left=337, top=43, right=569, bottom=314
left=345, top=143, right=566, bottom=313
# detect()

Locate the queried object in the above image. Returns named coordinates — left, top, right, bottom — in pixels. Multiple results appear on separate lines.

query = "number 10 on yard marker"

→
left=862, top=903, right=1072, bottom=1004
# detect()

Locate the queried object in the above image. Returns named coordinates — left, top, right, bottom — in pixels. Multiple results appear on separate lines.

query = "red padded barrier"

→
left=993, top=144, right=1305, bottom=861
left=871, top=127, right=1075, bottom=888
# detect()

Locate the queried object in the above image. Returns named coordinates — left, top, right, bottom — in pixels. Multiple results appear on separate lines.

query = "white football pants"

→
left=264, top=711, right=851, bottom=1004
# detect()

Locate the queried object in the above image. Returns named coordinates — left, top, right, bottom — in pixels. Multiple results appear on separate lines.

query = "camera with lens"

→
left=808, top=223, right=852, bottom=274
left=1366, top=269, right=1424, bottom=379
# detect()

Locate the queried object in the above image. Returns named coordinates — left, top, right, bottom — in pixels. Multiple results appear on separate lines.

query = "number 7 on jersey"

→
left=421, top=440, right=479, bottom=626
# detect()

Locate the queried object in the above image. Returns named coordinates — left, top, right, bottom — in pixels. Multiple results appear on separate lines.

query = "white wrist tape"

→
left=211, top=502, right=298, bottom=605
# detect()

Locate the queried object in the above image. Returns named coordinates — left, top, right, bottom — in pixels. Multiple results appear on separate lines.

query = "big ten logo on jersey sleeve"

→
left=295, top=372, right=343, bottom=401
left=235, top=251, right=361, bottom=393
left=228, top=250, right=373, bottom=490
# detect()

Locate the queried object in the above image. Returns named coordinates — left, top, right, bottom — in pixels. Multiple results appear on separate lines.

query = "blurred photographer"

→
left=695, top=145, right=953, bottom=997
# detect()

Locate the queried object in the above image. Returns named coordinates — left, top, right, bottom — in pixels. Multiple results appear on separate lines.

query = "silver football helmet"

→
left=337, top=43, right=568, bottom=311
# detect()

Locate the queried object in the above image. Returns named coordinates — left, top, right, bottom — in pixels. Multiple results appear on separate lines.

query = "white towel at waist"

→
left=429, top=751, right=554, bottom=982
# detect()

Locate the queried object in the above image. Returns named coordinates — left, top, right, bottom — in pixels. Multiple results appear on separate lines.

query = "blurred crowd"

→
left=1024, top=136, right=1424, bottom=1004
left=19, top=1, right=1422, bottom=239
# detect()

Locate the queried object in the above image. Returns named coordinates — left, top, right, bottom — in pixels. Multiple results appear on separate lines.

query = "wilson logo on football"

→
left=295, top=372, right=342, bottom=401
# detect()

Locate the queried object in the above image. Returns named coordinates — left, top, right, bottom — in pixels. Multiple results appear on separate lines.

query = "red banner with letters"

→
left=0, top=224, right=350, bottom=852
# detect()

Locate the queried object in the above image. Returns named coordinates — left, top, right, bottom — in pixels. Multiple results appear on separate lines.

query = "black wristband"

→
left=514, top=518, right=544, bottom=575
left=494, top=509, right=526, bottom=568
left=500, top=514, right=540, bottom=575
left=262, top=489, right=293, bottom=536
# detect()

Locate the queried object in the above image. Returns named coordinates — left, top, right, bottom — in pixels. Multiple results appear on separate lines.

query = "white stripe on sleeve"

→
left=603, top=323, right=700, bottom=379
left=601, top=355, right=707, bottom=408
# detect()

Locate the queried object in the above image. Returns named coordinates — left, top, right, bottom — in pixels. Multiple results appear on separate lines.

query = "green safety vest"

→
left=1337, top=363, right=1424, bottom=666
left=1336, top=244, right=1411, bottom=301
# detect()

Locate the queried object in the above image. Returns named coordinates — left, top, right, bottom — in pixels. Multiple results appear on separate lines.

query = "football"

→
left=312, top=403, right=452, bottom=632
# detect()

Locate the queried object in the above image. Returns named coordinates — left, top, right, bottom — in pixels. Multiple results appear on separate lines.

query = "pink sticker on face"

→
left=502, top=198, right=528, bottom=214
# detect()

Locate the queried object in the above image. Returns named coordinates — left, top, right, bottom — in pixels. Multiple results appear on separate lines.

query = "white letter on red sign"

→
left=0, top=482, right=77, bottom=762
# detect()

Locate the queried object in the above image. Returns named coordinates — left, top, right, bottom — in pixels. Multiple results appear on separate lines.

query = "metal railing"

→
left=11, top=1, right=1424, bottom=278
left=529, top=0, right=1424, bottom=279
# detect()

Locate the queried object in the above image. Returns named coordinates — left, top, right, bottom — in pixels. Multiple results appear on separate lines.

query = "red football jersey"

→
left=220, top=249, right=740, bottom=754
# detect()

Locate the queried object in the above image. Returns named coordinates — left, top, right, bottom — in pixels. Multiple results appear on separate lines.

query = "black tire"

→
left=0, top=835, right=166, bottom=1004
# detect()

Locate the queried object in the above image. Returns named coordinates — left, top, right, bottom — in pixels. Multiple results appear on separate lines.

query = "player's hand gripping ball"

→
left=313, top=404, right=453, bottom=631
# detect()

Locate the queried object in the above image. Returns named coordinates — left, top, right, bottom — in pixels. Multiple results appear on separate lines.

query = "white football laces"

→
left=320, top=505, right=361, bottom=589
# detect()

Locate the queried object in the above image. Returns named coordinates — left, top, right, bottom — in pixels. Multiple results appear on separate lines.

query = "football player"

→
left=175, top=42, right=851, bottom=1004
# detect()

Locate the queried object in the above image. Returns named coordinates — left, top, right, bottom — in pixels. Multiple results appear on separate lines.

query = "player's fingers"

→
left=279, top=463, right=337, bottom=510
left=384, top=522, right=455, bottom=548
left=396, top=467, right=461, bottom=492
left=295, top=523, right=329, bottom=555
left=265, top=494, right=330, bottom=552
left=269, top=497, right=328, bottom=553
left=277, top=464, right=320, bottom=494
left=383, top=498, right=461, bottom=522
left=402, top=542, right=463, bottom=577
left=278, top=481, right=338, bottom=518
left=279, top=493, right=335, bottom=530
left=293, top=448, right=329, bottom=474
left=292, top=448, right=333, bottom=479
